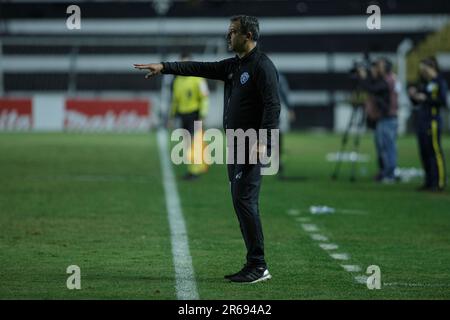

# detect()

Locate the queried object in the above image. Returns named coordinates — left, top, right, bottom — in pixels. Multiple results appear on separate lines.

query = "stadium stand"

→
left=1, top=0, right=449, bottom=130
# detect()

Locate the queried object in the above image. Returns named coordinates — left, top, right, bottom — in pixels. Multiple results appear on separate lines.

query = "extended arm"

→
left=134, top=58, right=233, bottom=81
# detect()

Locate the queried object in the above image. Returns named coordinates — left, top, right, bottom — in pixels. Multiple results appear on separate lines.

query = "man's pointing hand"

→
left=133, top=63, right=164, bottom=79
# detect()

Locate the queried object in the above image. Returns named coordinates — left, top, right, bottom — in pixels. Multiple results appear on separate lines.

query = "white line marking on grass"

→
left=329, top=253, right=350, bottom=260
left=383, top=282, right=450, bottom=288
left=354, top=275, right=368, bottom=284
left=290, top=213, right=369, bottom=287
left=319, top=243, right=339, bottom=250
left=301, top=224, right=319, bottom=232
left=287, top=209, right=300, bottom=216
left=309, top=205, right=335, bottom=215
left=326, top=152, right=370, bottom=163
left=310, top=234, right=329, bottom=242
left=295, top=217, right=311, bottom=223
left=341, top=265, right=362, bottom=272
left=157, top=128, right=199, bottom=300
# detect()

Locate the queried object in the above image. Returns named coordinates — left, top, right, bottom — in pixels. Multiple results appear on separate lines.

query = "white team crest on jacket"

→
left=240, top=72, right=250, bottom=85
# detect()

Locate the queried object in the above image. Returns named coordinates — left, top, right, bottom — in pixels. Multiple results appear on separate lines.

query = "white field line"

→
left=310, top=234, right=329, bottom=242
left=157, top=128, right=199, bottom=300
left=290, top=209, right=366, bottom=286
left=319, top=243, right=339, bottom=251
left=354, top=275, right=368, bottom=284
left=354, top=278, right=450, bottom=287
left=287, top=209, right=300, bottom=216
left=383, top=282, right=450, bottom=288
left=341, top=265, right=362, bottom=272
left=329, top=253, right=350, bottom=261
left=301, top=224, right=319, bottom=232
left=290, top=209, right=446, bottom=289
left=296, top=208, right=368, bottom=215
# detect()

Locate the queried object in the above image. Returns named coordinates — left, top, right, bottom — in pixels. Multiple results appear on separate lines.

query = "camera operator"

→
left=357, top=59, right=398, bottom=183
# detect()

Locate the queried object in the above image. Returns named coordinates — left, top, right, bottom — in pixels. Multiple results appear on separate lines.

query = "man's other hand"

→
left=250, top=143, right=267, bottom=163
left=133, top=63, right=164, bottom=78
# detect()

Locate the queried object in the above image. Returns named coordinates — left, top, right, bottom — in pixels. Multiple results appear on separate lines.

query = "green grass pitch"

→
left=1, top=131, right=449, bottom=299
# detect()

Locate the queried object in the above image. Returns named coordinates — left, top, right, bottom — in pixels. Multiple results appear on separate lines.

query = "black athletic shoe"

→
left=224, top=264, right=251, bottom=280
left=227, top=266, right=272, bottom=283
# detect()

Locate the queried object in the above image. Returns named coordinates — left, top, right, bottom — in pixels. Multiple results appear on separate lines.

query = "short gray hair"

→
left=230, top=15, right=260, bottom=41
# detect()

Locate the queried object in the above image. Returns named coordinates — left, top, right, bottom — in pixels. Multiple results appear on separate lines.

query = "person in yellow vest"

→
left=170, top=52, right=210, bottom=180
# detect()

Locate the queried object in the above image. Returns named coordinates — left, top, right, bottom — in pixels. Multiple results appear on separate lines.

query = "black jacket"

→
left=360, top=76, right=391, bottom=118
left=161, top=46, right=281, bottom=133
left=422, top=75, right=448, bottom=111
left=410, top=75, right=448, bottom=120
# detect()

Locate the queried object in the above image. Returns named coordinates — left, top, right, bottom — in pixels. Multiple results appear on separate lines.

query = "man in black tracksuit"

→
left=134, top=15, right=280, bottom=283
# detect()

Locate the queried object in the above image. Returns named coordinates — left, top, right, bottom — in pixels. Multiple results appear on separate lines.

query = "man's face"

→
left=227, top=21, right=247, bottom=52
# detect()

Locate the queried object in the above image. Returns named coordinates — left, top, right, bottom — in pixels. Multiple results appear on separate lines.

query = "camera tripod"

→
left=331, top=103, right=367, bottom=182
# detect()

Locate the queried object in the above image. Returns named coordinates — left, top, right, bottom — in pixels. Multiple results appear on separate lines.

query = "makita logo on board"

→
left=64, top=99, right=151, bottom=131
left=0, top=99, right=32, bottom=130
left=65, top=110, right=149, bottom=131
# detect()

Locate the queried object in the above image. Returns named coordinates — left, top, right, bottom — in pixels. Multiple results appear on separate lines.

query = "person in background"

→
left=375, top=57, right=399, bottom=182
left=358, top=59, right=398, bottom=183
left=170, top=52, right=210, bottom=180
left=408, top=56, right=448, bottom=192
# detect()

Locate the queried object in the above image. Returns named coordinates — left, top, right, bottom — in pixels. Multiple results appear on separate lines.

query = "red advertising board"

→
left=0, top=98, right=33, bottom=130
left=65, top=99, right=151, bottom=131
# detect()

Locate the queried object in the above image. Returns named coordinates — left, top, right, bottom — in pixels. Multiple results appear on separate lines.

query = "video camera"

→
left=350, top=61, right=369, bottom=76
left=349, top=54, right=393, bottom=81
left=349, top=55, right=372, bottom=80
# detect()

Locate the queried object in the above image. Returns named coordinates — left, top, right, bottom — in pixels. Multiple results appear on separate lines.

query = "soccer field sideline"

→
left=286, top=208, right=450, bottom=289
left=1, top=132, right=450, bottom=299
left=159, top=130, right=450, bottom=298
left=157, top=128, right=371, bottom=298
left=157, top=128, right=199, bottom=300
left=287, top=211, right=369, bottom=286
